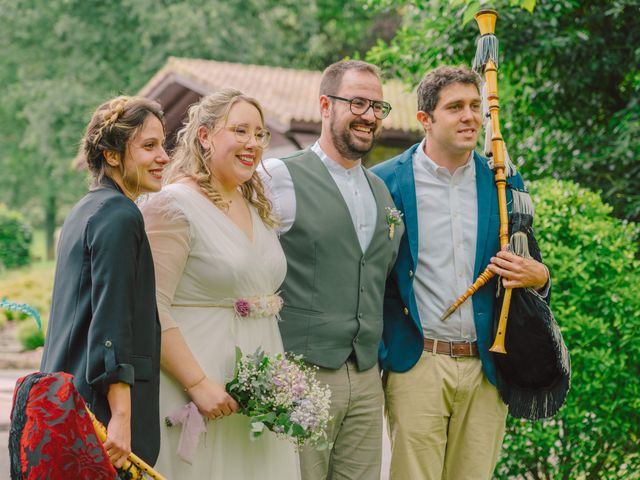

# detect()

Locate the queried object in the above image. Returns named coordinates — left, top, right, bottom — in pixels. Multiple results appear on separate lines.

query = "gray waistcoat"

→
left=278, top=150, right=402, bottom=371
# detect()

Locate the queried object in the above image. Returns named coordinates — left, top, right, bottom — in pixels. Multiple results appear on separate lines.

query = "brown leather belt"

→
left=423, top=338, right=479, bottom=357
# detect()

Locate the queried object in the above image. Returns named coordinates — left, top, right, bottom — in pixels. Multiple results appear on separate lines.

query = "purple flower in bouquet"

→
left=225, top=347, right=332, bottom=449
left=271, top=358, right=308, bottom=405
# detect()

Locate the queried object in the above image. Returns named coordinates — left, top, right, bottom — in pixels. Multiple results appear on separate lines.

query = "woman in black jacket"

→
left=40, top=95, right=169, bottom=467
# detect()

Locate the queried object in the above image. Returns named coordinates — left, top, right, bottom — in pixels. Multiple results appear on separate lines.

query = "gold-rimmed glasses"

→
left=225, top=125, right=271, bottom=148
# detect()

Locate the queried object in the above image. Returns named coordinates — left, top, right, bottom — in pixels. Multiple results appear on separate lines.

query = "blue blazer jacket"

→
left=372, top=144, right=548, bottom=385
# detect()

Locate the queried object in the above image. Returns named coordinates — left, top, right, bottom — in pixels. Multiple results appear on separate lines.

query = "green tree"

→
left=497, top=179, right=640, bottom=479
left=0, top=204, right=32, bottom=270
left=0, top=0, right=386, bottom=259
left=366, top=0, right=640, bottom=222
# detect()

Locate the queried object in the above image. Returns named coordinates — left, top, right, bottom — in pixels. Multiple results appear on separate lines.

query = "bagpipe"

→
left=1, top=300, right=166, bottom=479
left=9, top=371, right=166, bottom=480
left=440, top=10, right=570, bottom=420
left=88, top=408, right=167, bottom=480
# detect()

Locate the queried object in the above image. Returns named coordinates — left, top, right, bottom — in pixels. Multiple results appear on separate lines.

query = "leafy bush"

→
left=0, top=203, right=32, bottom=269
left=0, top=263, right=53, bottom=351
left=0, top=264, right=53, bottom=326
left=17, top=317, right=47, bottom=351
left=496, top=179, right=640, bottom=479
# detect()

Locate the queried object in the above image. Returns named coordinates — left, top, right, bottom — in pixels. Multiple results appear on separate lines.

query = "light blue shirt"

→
left=413, top=139, right=478, bottom=341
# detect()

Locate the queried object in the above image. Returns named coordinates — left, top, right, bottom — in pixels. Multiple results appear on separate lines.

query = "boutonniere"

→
left=385, top=207, right=403, bottom=239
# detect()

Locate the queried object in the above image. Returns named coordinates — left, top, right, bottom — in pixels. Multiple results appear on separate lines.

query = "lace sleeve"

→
left=140, top=190, right=191, bottom=331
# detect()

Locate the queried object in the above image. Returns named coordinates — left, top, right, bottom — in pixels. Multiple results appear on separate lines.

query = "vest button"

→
left=361, top=259, right=366, bottom=266
left=360, top=286, right=365, bottom=292
left=104, top=340, right=113, bottom=348
left=403, top=307, right=409, bottom=316
left=358, top=312, right=363, bottom=319
left=409, top=270, right=414, bottom=278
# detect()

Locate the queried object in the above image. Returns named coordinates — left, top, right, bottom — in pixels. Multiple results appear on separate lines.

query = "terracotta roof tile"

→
left=139, top=57, right=421, bottom=135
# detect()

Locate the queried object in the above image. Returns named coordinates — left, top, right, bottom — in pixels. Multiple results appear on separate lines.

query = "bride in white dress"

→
left=141, top=89, right=300, bottom=479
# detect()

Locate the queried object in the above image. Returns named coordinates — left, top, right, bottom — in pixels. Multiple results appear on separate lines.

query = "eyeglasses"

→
left=326, top=95, right=392, bottom=120
left=225, top=125, right=271, bottom=148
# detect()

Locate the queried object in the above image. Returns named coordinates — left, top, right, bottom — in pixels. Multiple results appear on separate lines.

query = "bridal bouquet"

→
left=225, top=347, right=331, bottom=450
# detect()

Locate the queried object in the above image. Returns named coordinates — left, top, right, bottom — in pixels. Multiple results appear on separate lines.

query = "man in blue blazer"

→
left=372, top=65, right=550, bottom=479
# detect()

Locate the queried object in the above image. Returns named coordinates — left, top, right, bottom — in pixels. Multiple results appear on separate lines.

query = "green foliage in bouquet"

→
left=226, top=347, right=332, bottom=450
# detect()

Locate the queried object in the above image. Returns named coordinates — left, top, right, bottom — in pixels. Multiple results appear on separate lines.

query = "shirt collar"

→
left=311, top=141, right=362, bottom=176
left=413, top=138, right=475, bottom=179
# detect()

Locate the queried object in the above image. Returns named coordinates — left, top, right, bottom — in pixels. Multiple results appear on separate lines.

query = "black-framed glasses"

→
left=225, top=125, right=271, bottom=148
left=327, top=95, right=392, bottom=120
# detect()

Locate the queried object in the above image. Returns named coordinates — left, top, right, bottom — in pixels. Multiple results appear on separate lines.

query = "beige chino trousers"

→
left=300, top=360, right=383, bottom=480
left=384, top=352, right=507, bottom=480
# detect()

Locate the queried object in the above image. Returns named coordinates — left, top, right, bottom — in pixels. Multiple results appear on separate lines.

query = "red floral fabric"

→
left=10, top=372, right=117, bottom=480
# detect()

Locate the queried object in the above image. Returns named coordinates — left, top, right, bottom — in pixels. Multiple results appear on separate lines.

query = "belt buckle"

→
left=450, top=340, right=471, bottom=358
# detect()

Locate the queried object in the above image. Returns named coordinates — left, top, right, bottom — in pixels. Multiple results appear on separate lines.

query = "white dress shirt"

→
left=413, top=140, right=478, bottom=341
left=259, top=142, right=377, bottom=253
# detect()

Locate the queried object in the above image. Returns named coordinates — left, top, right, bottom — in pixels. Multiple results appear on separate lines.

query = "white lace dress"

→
left=141, top=183, right=300, bottom=479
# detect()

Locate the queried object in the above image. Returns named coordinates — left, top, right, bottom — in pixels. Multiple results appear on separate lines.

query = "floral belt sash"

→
left=171, top=294, right=283, bottom=320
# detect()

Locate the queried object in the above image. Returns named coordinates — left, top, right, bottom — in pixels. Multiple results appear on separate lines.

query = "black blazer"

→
left=41, top=178, right=161, bottom=465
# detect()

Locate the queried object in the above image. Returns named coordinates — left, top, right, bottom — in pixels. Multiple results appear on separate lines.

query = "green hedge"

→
left=496, top=179, right=640, bottom=479
left=17, top=317, right=47, bottom=350
left=0, top=203, right=32, bottom=270
left=0, top=263, right=54, bottom=349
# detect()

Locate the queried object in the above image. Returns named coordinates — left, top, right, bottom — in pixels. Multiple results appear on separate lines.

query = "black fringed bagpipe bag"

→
left=492, top=193, right=571, bottom=420
left=1, top=300, right=166, bottom=479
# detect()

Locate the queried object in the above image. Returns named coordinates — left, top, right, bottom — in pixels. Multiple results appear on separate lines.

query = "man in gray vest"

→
left=260, top=60, right=403, bottom=479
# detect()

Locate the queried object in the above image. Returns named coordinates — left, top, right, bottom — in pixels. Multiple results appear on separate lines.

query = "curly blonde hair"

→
left=78, top=95, right=164, bottom=197
left=165, top=88, right=277, bottom=228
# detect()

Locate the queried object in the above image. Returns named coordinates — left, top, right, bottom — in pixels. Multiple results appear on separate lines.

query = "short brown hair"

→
left=79, top=96, right=164, bottom=183
left=319, top=60, right=382, bottom=96
left=417, top=66, right=481, bottom=115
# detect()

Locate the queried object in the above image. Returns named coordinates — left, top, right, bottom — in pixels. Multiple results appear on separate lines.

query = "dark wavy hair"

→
left=417, top=65, right=481, bottom=116
left=77, top=96, right=165, bottom=188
